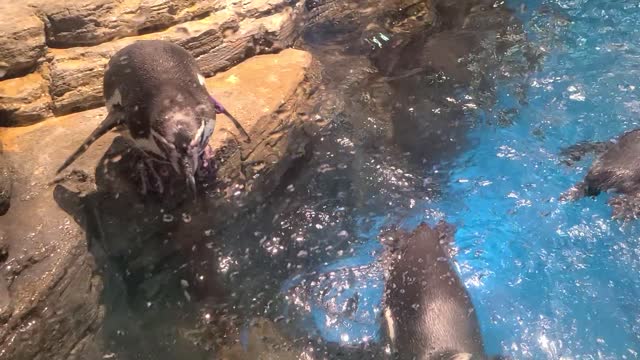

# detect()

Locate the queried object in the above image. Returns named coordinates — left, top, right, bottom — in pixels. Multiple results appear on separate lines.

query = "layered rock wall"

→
left=0, top=0, right=303, bottom=126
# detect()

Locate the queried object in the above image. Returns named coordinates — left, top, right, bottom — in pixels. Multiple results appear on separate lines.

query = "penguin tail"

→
left=55, top=110, right=125, bottom=175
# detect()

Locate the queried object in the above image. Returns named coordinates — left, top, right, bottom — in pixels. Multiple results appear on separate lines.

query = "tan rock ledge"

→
left=47, top=3, right=301, bottom=116
left=0, top=3, right=46, bottom=80
left=0, top=48, right=322, bottom=360
left=0, top=72, right=53, bottom=126
left=28, top=0, right=293, bottom=48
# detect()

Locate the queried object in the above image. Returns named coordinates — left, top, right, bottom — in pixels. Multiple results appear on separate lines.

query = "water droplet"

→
left=297, top=250, right=308, bottom=258
left=182, top=213, right=192, bottom=223
left=162, top=214, right=174, bottom=222
left=180, top=279, right=189, bottom=288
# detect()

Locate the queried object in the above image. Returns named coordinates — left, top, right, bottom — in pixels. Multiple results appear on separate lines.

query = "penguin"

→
left=379, top=222, right=508, bottom=360
left=55, top=39, right=250, bottom=196
left=559, top=128, right=640, bottom=219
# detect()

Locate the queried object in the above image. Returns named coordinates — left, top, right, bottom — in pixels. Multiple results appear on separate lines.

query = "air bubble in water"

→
left=182, top=213, right=192, bottom=223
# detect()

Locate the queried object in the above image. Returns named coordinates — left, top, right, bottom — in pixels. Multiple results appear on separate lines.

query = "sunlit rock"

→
left=0, top=3, right=46, bottom=80
left=31, top=0, right=225, bottom=47
left=0, top=72, right=53, bottom=126
left=47, top=5, right=301, bottom=116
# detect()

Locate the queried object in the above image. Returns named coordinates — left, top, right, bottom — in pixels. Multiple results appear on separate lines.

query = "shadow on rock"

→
left=51, top=136, right=253, bottom=359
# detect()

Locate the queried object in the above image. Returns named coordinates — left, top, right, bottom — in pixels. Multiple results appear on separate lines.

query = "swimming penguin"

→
left=560, top=128, right=640, bottom=219
left=55, top=40, right=251, bottom=196
left=379, top=222, right=507, bottom=360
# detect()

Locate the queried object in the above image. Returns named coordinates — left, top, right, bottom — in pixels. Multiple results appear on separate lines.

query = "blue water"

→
left=281, top=0, right=640, bottom=358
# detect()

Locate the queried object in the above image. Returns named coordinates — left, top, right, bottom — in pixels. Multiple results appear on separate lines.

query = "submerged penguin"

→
left=379, top=222, right=507, bottom=360
left=56, top=40, right=250, bottom=195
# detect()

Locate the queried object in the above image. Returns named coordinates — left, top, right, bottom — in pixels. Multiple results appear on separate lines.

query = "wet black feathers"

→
left=56, top=40, right=214, bottom=174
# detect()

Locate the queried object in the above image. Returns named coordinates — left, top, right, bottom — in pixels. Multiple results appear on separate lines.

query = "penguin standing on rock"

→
left=56, top=40, right=251, bottom=196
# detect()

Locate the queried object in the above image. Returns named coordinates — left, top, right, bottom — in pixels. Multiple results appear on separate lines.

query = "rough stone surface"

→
left=217, top=318, right=300, bottom=360
left=33, top=0, right=225, bottom=47
left=0, top=143, right=10, bottom=216
left=0, top=112, right=106, bottom=360
left=0, top=48, right=318, bottom=360
left=47, top=9, right=236, bottom=115
left=0, top=4, right=46, bottom=80
left=0, top=72, right=54, bottom=126
left=48, top=4, right=301, bottom=115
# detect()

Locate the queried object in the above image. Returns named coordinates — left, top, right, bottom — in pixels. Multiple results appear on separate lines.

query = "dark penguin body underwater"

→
left=56, top=40, right=249, bottom=195
left=380, top=222, right=506, bottom=360
left=560, top=128, right=640, bottom=219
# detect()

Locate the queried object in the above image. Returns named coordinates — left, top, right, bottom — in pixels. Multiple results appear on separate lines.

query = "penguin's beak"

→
left=186, top=172, right=196, bottom=197
left=181, top=155, right=198, bottom=197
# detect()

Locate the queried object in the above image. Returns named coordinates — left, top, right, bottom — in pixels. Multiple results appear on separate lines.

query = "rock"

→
left=48, top=5, right=301, bottom=116
left=231, top=0, right=293, bottom=18
left=0, top=4, right=46, bottom=80
left=33, top=0, right=225, bottom=47
left=0, top=112, right=105, bottom=360
left=0, top=48, right=319, bottom=359
left=0, top=143, right=11, bottom=216
left=194, top=8, right=300, bottom=78
left=0, top=72, right=54, bottom=126
left=216, top=318, right=301, bottom=360
left=47, top=9, right=236, bottom=115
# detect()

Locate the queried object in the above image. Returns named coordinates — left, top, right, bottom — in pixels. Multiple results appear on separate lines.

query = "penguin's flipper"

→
left=559, top=140, right=611, bottom=166
left=221, top=108, right=251, bottom=143
left=56, top=109, right=126, bottom=174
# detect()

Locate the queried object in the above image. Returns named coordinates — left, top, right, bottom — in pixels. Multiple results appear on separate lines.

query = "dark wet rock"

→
left=0, top=3, right=46, bottom=80
left=0, top=72, right=54, bottom=126
left=215, top=318, right=302, bottom=360
left=296, top=0, right=536, bottom=165
left=366, top=0, right=536, bottom=164
left=0, top=143, right=11, bottom=216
